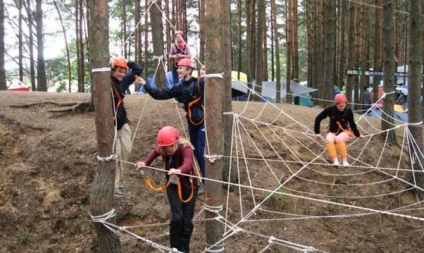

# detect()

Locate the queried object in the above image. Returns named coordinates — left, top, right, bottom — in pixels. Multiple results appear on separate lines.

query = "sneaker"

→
left=197, top=184, right=205, bottom=196
left=332, top=160, right=340, bottom=166
left=113, top=188, right=124, bottom=197
left=342, top=161, right=350, bottom=167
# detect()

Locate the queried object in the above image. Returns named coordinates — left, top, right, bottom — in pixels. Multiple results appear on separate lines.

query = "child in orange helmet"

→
left=136, top=126, right=198, bottom=253
left=314, top=94, right=363, bottom=167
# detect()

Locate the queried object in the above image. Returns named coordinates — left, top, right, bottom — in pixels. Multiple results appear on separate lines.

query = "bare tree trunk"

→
left=149, top=0, right=166, bottom=88
left=78, top=0, right=85, bottom=92
left=323, top=0, right=335, bottom=107
left=24, top=0, right=35, bottom=90
left=346, top=1, right=355, bottom=104
left=360, top=1, right=370, bottom=109
left=306, top=0, right=313, bottom=89
left=292, top=0, right=299, bottom=81
left=18, top=0, right=24, bottom=84
left=337, top=0, right=345, bottom=88
left=134, top=0, right=141, bottom=92
left=407, top=0, right=424, bottom=192
left=354, top=2, right=362, bottom=109
left=144, top=0, right=149, bottom=76
left=199, top=0, right=206, bottom=63
left=286, top=0, right=292, bottom=103
left=53, top=0, right=72, bottom=93
left=35, top=0, right=46, bottom=91
left=204, top=0, right=224, bottom=250
left=272, top=0, right=281, bottom=102
left=382, top=0, right=396, bottom=143
left=262, top=4, right=268, bottom=82
left=245, top=0, right=253, bottom=91
left=88, top=0, right=121, bottom=250
left=373, top=0, right=382, bottom=103
left=222, top=0, right=236, bottom=186
left=0, top=0, right=5, bottom=90
left=236, top=0, right=242, bottom=76
left=122, top=0, right=127, bottom=58
left=255, top=0, right=264, bottom=101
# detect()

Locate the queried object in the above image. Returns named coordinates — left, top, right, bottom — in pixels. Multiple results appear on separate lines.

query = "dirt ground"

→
left=1, top=91, right=424, bottom=253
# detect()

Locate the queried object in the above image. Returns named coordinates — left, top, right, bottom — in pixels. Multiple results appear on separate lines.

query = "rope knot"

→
left=204, top=154, right=223, bottom=163
left=96, top=154, right=117, bottom=162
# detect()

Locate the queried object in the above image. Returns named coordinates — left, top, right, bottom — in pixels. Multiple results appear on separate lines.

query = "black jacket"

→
left=144, top=77, right=205, bottom=127
left=111, top=61, right=143, bottom=129
left=314, top=105, right=360, bottom=137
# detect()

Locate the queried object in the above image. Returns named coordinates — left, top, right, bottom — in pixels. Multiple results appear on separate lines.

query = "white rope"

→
left=203, top=204, right=223, bottom=214
left=96, top=154, right=117, bottom=162
left=204, top=154, right=223, bottom=163
left=92, top=67, right=110, bottom=73
left=91, top=209, right=116, bottom=223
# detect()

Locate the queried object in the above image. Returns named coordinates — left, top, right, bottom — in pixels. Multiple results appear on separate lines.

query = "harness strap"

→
left=335, top=121, right=353, bottom=137
left=111, top=83, right=123, bottom=120
left=144, top=174, right=195, bottom=203
left=177, top=177, right=195, bottom=203
left=143, top=175, right=173, bottom=192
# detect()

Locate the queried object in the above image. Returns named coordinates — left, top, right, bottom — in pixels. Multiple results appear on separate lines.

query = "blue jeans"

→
left=189, top=124, right=205, bottom=183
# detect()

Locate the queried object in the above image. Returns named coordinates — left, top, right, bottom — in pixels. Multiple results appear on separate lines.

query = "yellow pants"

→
left=115, top=123, right=132, bottom=188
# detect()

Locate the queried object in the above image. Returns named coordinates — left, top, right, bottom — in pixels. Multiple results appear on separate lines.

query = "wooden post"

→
left=204, top=0, right=225, bottom=251
left=88, top=0, right=121, bottom=251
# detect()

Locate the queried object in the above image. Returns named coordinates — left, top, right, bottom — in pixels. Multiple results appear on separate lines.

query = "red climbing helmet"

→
left=157, top=126, right=180, bottom=147
left=175, top=30, right=185, bottom=38
left=334, top=93, right=348, bottom=104
left=111, top=57, right=128, bottom=69
left=177, top=58, right=194, bottom=69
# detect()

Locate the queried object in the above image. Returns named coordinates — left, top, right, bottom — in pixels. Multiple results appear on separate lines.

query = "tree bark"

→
left=0, top=0, right=5, bottom=90
left=88, top=0, right=121, bottom=251
left=381, top=0, right=396, bottom=143
left=199, top=0, right=206, bottom=64
left=407, top=0, right=424, bottom=192
left=292, top=0, right=299, bottom=81
left=149, top=0, right=166, bottom=88
left=272, top=0, right=281, bottom=103
left=346, top=1, right=355, bottom=105
left=204, top=0, right=225, bottom=250
left=24, top=0, right=35, bottom=91
left=78, top=0, right=85, bottom=92
left=18, top=0, right=24, bottom=84
left=323, top=0, right=335, bottom=107
left=255, top=0, right=264, bottom=101
left=286, top=0, right=292, bottom=103
left=35, top=0, right=47, bottom=91
left=373, top=0, right=382, bottom=103
left=53, top=0, right=72, bottom=94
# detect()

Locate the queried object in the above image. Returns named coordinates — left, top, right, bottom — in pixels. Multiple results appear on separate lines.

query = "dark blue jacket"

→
left=111, top=61, right=143, bottom=129
left=144, top=77, right=205, bottom=127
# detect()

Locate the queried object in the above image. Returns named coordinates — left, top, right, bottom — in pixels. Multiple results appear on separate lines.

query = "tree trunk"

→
left=323, top=0, right=335, bottom=107
left=222, top=0, right=236, bottom=187
left=292, top=0, right=299, bottom=81
left=286, top=0, right=292, bottom=103
left=373, top=0, right=382, bottom=103
left=134, top=0, right=141, bottom=92
left=199, top=0, right=206, bottom=63
left=18, top=0, right=24, bottom=84
left=262, top=5, right=268, bottom=82
left=346, top=1, right=355, bottom=105
left=337, top=0, right=345, bottom=88
left=204, top=0, right=225, bottom=250
left=407, top=0, right=424, bottom=193
left=88, top=0, right=121, bottom=251
left=24, top=0, right=35, bottom=91
left=122, top=0, right=127, bottom=58
left=354, top=2, right=362, bottom=109
left=255, top=0, right=264, bottom=101
left=0, top=0, right=5, bottom=90
left=149, top=0, right=166, bottom=88
left=144, top=0, right=149, bottom=77
left=272, top=0, right=281, bottom=103
left=236, top=0, right=242, bottom=76
left=381, top=0, right=396, bottom=143
left=35, top=0, right=46, bottom=91
left=53, top=0, right=72, bottom=94
left=78, top=0, right=85, bottom=92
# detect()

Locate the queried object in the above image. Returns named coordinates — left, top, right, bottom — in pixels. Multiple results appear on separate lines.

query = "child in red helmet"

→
left=136, top=126, right=198, bottom=253
left=169, top=30, right=191, bottom=85
left=314, top=93, right=363, bottom=167
left=138, top=58, right=206, bottom=195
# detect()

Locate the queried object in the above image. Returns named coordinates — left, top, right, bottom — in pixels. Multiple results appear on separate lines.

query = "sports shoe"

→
left=342, top=160, right=350, bottom=167
left=113, top=188, right=124, bottom=197
left=197, top=184, right=205, bottom=196
left=332, top=160, right=340, bottom=166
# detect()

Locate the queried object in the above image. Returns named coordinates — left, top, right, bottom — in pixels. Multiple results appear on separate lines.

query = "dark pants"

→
left=189, top=124, right=206, bottom=183
left=167, top=184, right=197, bottom=253
left=171, top=64, right=179, bottom=85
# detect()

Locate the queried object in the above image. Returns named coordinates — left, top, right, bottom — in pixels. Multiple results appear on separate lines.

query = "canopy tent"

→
left=8, top=81, right=30, bottom=92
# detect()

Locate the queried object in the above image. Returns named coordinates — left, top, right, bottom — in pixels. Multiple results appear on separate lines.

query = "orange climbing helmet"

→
left=111, top=57, right=128, bottom=69
left=175, top=30, right=185, bottom=38
left=334, top=93, right=348, bottom=104
left=157, top=126, right=180, bottom=147
left=177, top=58, right=194, bottom=69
